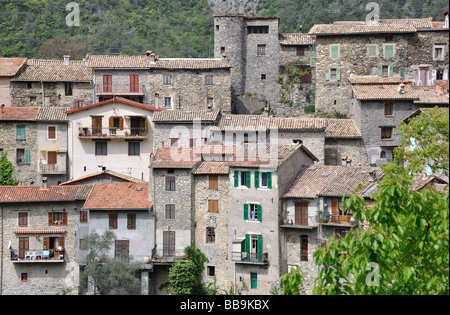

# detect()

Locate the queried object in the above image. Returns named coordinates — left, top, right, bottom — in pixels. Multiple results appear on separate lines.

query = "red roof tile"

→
left=150, top=147, right=200, bottom=169
left=0, top=58, right=27, bottom=76
left=0, top=185, right=85, bottom=203
left=66, top=97, right=160, bottom=114
left=0, top=107, right=39, bottom=121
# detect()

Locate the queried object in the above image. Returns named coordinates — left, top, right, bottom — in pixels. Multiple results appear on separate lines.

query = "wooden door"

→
left=48, top=151, right=57, bottom=165
left=103, top=75, right=112, bottom=92
left=130, top=75, right=139, bottom=93
left=295, top=201, right=308, bottom=226
left=92, top=117, right=102, bottom=136
left=331, top=200, right=338, bottom=223
left=19, top=237, right=29, bottom=259
left=420, top=69, right=428, bottom=86
left=163, top=231, right=175, bottom=257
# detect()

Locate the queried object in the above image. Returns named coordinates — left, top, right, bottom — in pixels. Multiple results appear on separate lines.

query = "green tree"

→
left=279, top=268, right=304, bottom=295
left=313, top=108, right=449, bottom=295
left=80, top=231, right=141, bottom=295
left=0, top=152, right=19, bottom=186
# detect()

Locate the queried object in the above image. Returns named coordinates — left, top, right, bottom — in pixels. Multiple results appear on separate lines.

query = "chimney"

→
left=146, top=50, right=158, bottom=64
left=346, top=157, right=352, bottom=166
left=262, top=107, right=269, bottom=117
left=42, top=177, right=48, bottom=189
left=341, top=154, right=348, bottom=166
left=370, top=15, right=380, bottom=25
left=369, top=169, right=377, bottom=182
left=298, top=25, right=303, bottom=33
left=63, top=55, right=70, bottom=66
left=1, top=104, right=4, bottom=114
left=398, top=82, right=406, bottom=94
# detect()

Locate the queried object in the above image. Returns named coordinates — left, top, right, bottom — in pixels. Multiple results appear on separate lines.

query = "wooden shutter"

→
left=244, top=204, right=249, bottom=220
left=48, top=126, right=56, bottom=139
left=246, top=171, right=251, bottom=188
left=18, top=212, right=28, bottom=226
left=109, top=117, right=114, bottom=128
left=163, top=231, right=175, bottom=256
left=130, top=75, right=139, bottom=93
left=24, top=149, right=29, bottom=164
left=385, top=45, right=394, bottom=58
left=48, top=151, right=57, bottom=165
left=389, top=65, right=394, bottom=76
left=234, top=171, right=239, bottom=187
left=245, top=234, right=250, bottom=253
left=295, top=201, right=308, bottom=226
left=331, top=45, right=339, bottom=58
left=400, top=68, right=405, bottom=78
left=43, top=237, right=49, bottom=250
left=62, top=212, right=67, bottom=225
left=48, top=212, right=53, bottom=225
left=103, top=75, right=112, bottom=92
left=127, top=214, right=136, bottom=229
left=257, top=204, right=262, bottom=222
left=119, top=117, right=124, bottom=130
left=267, top=172, right=272, bottom=189
left=257, top=235, right=263, bottom=261
left=331, top=200, right=338, bottom=223
left=325, top=68, right=330, bottom=81
left=208, top=200, right=219, bottom=213
left=301, top=235, right=308, bottom=261
left=59, top=236, right=65, bottom=249
left=209, top=175, right=218, bottom=190
left=254, top=171, right=260, bottom=188
left=19, top=237, right=29, bottom=259
left=296, top=46, right=305, bottom=57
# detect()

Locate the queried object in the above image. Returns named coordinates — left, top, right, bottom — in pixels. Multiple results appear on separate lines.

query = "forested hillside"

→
left=0, top=0, right=448, bottom=59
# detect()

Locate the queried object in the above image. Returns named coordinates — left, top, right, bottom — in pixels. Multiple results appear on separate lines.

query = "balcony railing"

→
left=39, top=163, right=67, bottom=175
left=319, top=213, right=355, bottom=225
left=78, top=127, right=148, bottom=139
left=232, top=252, right=268, bottom=264
left=11, top=248, right=65, bottom=263
left=96, top=83, right=145, bottom=95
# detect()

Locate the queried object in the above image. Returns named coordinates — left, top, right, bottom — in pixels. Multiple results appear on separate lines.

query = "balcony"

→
left=96, top=83, right=145, bottom=96
left=232, top=252, right=268, bottom=265
left=39, top=162, right=67, bottom=175
left=78, top=127, right=148, bottom=140
left=11, top=249, right=65, bottom=263
left=281, top=214, right=318, bottom=229
left=319, top=214, right=357, bottom=227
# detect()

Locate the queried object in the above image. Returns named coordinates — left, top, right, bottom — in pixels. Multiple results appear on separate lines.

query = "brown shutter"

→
left=119, top=117, right=124, bottom=130
left=19, top=237, right=29, bottom=259
left=331, top=200, right=338, bottom=223
left=59, top=236, right=65, bottom=249
left=208, top=200, right=219, bottom=213
left=209, top=175, right=219, bottom=190
left=48, top=213, right=53, bottom=225
left=103, top=75, right=112, bottom=92
left=43, top=237, right=49, bottom=250
left=47, top=151, right=57, bottom=165
left=109, top=117, right=114, bottom=128
left=62, top=212, right=68, bottom=225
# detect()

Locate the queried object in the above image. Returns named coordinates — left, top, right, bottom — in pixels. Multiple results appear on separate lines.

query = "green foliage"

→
left=304, top=105, right=315, bottom=114
left=277, top=65, right=309, bottom=107
left=279, top=268, right=304, bottom=295
left=0, top=152, right=19, bottom=186
left=312, top=109, right=449, bottom=295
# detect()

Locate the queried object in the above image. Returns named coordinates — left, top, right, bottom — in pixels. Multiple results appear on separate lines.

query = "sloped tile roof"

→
left=325, top=119, right=362, bottom=138
left=193, top=161, right=229, bottom=175
left=149, top=147, right=200, bottom=169
left=0, top=185, right=88, bottom=203
left=0, top=58, right=27, bottom=76
left=283, top=165, right=383, bottom=198
left=212, top=115, right=327, bottom=131
left=66, top=97, right=159, bottom=114
left=153, top=109, right=221, bottom=123
left=348, top=76, right=411, bottom=85
left=0, top=107, right=39, bottom=121
left=279, top=33, right=315, bottom=45
left=351, top=84, right=420, bottom=100
left=12, top=59, right=92, bottom=82
left=36, top=107, right=68, bottom=121
left=82, top=182, right=152, bottom=210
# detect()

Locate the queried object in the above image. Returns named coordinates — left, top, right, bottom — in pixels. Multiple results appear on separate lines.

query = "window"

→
left=437, top=69, right=444, bottom=80
left=330, top=45, right=340, bottom=59
left=18, top=212, right=28, bottom=227
left=65, top=82, right=73, bottom=96
left=103, top=75, right=112, bottom=92
left=257, top=45, right=266, bottom=56
left=220, top=47, right=226, bottom=54
left=48, top=126, right=56, bottom=140
left=244, top=203, right=262, bottom=221
left=215, top=25, right=219, bottom=31
left=381, top=65, right=390, bottom=77
left=130, top=75, right=139, bottom=92
left=19, top=237, right=29, bottom=259
left=381, top=127, right=394, bottom=140
left=207, top=97, right=214, bottom=109
left=16, top=148, right=29, bottom=164
left=163, top=75, right=171, bottom=85
left=385, top=35, right=394, bottom=41
left=48, top=212, right=67, bottom=225
left=247, top=26, right=269, bottom=34
left=21, top=273, right=28, bottom=282
left=240, top=171, right=250, bottom=188
left=80, top=210, right=88, bottom=223
left=127, top=213, right=136, bottom=229
left=95, top=141, right=107, bottom=155
left=325, top=68, right=340, bottom=81
left=384, top=44, right=395, bottom=58
left=434, top=45, right=445, bottom=60
left=208, top=200, right=219, bottom=213
left=384, top=102, right=393, bottom=116
left=16, top=125, right=26, bottom=140
left=205, top=75, right=213, bottom=85
left=27, top=82, right=32, bottom=89
left=206, top=227, right=215, bottom=244
left=164, top=97, right=172, bottom=109
left=301, top=235, right=308, bottom=262
left=163, top=231, right=176, bottom=256
left=296, top=46, right=305, bottom=57
left=255, top=171, right=272, bottom=189
left=368, top=45, right=377, bottom=57
left=165, top=176, right=176, bottom=191
left=29, top=96, right=36, bottom=104
left=115, top=240, right=129, bottom=261
left=207, top=266, right=215, bottom=276
left=165, top=204, right=175, bottom=219
left=380, top=150, right=387, bottom=159
left=128, top=141, right=140, bottom=155
left=109, top=214, right=118, bottom=229
left=299, top=65, right=312, bottom=84
left=209, top=175, right=218, bottom=190
left=261, top=74, right=266, bottom=80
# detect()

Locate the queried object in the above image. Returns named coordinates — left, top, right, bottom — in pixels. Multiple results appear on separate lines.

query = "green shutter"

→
left=325, top=68, right=330, bottom=81
left=246, top=171, right=251, bottom=188
left=251, top=272, right=258, bottom=289
left=24, top=149, right=29, bottom=164
left=368, top=45, right=377, bottom=57
left=257, top=235, right=263, bottom=261
left=254, top=171, right=260, bottom=188
left=385, top=45, right=394, bottom=58
left=336, top=68, right=341, bottom=81
left=400, top=68, right=405, bottom=78
left=378, top=65, right=383, bottom=77
left=257, top=204, right=262, bottom=222
left=389, top=65, right=394, bottom=76
left=234, top=170, right=239, bottom=187
left=16, top=126, right=25, bottom=140
left=331, top=45, right=339, bottom=58
left=244, top=204, right=249, bottom=220
left=267, top=172, right=272, bottom=188
left=245, top=234, right=250, bottom=254
left=241, top=239, right=245, bottom=253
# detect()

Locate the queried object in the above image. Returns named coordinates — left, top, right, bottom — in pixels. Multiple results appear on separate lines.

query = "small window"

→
left=260, top=172, right=268, bottom=188
left=330, top=68, right=337, bottom=80
left=164, top=97, right=172, bottom=109
left=240, top=171, right=248, bottom=187
left=27, top=82, right=32, bottom=89
left=220, top=47, right=226, bottom=54
left=48, top=126, right=56, bottom=140
left=80, top=210, right=88, bottom=223
left=165, top=176, right=176, bottom=191
left=207, top=266, right=215, bottom=276
left=381, top=127, right=394, bottom=140
left=326, top=68, right=340, bottom=81
left=296, top=46, right=305, bottom=56
left=384, top=44, right=395, bottom=58
left=206, top=227, right=215, bottom=244
left=385, top=35, right=394, bottom=42
left=247, top=26, right=269, bottom=34
left=382, top=65, right=389, bottom=77
left=384, top=102, right=393, bottom=116
left=257, top=45, right=266, bottom=56
left=165, top=204, right=175, bottom=219
left=21, top=273, right=28, bottom=282
left=209, top=175, right=218, bottom=190
left=380, top=150, right=387, bottom=159
left=208, top=200, right=219, bottom=213
left=207, top=97, right=214, bottom=109
left=16, top=125, right=26, bottom=140
left=109, top=214, right=118, bottom=229
left=128, top=141, right=140, bottom=156
left=368, top=45, right=377, bottom=57
left=16, top=148, right=28, bottom=164
left=434, top=46, right=445, bottom=60
left=330, top=45, right=340, bottom=59
left=49, top=212, right=67, bottom=225
left=301, top=235, right=308, bottom=262
left=437, top=69, right=444, bottom=80
left=65, top=82, right=73, bottom=96
left=261, top=74, right=266, bottom=80
left=163, top=75, right=171, bottom=85
left=18, top=212, right=28, bottom=227
left=95, top=141, right=107, bottom=155
left=127, top=213, right=136, bottom=230
left=215, top=25, right=219, bottom=31
left=205, top=75, right=213, bottom=85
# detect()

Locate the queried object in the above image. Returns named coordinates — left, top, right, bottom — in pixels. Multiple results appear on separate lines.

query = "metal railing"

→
left=232, top=252, right=268, bottom=263
left=96, top=83, right=145, bottom=94
left=78, top=127, right=148, bottom=138
left=11, top=248, right=65, bottom=262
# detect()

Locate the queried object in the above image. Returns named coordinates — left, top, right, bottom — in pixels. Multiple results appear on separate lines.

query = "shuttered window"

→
left=330, top=45, right=340, bottom=58
left=206, top=227, right=215, bottom=244
left=165, top=176, right=176, bottom=191
left=163, top=231, right=176, bottom=256
left=209, top=175, right=218, bottom=190
left=384, top=44, right=394, bottom=58
left=48, top=126, right=56, bottom=140
left=109, top=213, right=118, bottom=229
left=103, top=75, right=112, bottom=92
left=48, top=212, right=67, bottom=226
left=130, top=75, right=139, bottom=92
left=208, top=200, right=219, bottom=213
left=301, top=235, right=308, bottom=261
left=115, top=240, right=130, bottom=261
left=19, top=237, right=29, bottom=259
left=165, top=204, right=175, bottom=219
left=16, top=125, right=26, bottom=140
left=127, top=214, right=136, bottom=229
left=368, top=45, right=377, bottom=57
left=18, top=212, right=28, bottom=227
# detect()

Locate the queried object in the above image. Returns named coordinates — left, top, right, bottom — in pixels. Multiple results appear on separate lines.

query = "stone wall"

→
left=1, top=201, right=80, bottom=295
left=324, top=138, right=369, bottom=166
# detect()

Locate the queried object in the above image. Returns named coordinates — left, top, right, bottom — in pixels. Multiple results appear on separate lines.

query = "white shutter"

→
left=431, top=69, right=436, bottom=86
left=444, top=69, right=448, bottom=81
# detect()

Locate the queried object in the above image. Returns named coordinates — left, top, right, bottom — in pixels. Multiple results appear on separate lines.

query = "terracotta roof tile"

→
left=309, top=19, right=418, bottom=36
left=193, top=161, right=229, bottom=175
left=66, top=97, right=159, bottom=114
left=12, top=59, right=92, bottom=82
left=279, top=33, right=315, bottom=45
left=0, top=58, right=27, bottom=76
left=150, top=147, right=200, bottom=169
left=348, top=76, right=411, bottom=84
left=0, top=185, right=88, bottom=203
left=351, top=83, right=419, bottom=100
left=325, top=119, right=361, bottom=138
left=212, top=115, right=327, bottom=131
left=0, top=107, right=39, bottom=121
left=36, top=107, right=68, bottom=121
left=153, top=109, right=221, bottom=123
left=82, top=182, right=152, bottom=210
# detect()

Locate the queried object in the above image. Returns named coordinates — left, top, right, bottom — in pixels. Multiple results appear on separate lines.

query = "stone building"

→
left=282, top=165, right=383, bottom=294
left=0, top=184, right=90, bottom=295
left=10, top=57, right=93, bottom=108
left=0, top=58, right=27, bottom=106
left=227, top=143, right=317, bottom=294
left=213, top=14, right=315, bottom=116
left=349, top=77, right=449, bottom=166
left=309, top=14, right=449, bottom=116
left=86, top=54, right=232, bottom=113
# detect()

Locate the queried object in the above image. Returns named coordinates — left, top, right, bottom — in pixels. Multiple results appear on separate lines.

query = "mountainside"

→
left=0, top=0, right=448, bottom=59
